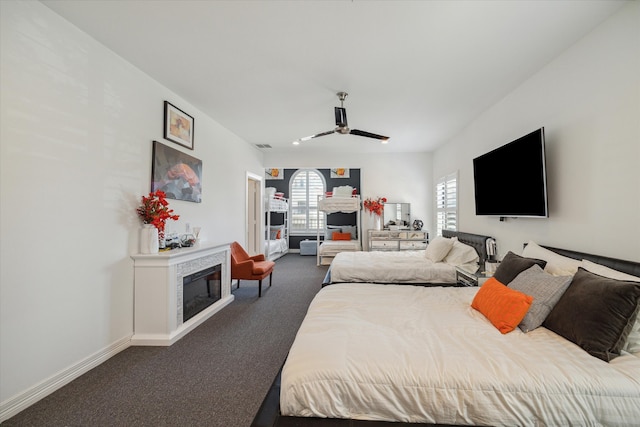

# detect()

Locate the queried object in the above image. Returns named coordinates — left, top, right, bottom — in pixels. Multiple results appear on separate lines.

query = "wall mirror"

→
left=383, top=203, right=410, bottom=229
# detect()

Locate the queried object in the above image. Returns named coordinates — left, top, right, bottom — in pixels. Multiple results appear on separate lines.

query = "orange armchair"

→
left=230, top=241, right=275, bottom=297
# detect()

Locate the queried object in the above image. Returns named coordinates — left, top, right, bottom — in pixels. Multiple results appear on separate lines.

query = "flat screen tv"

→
left=473, top=127, right=548, bottom=218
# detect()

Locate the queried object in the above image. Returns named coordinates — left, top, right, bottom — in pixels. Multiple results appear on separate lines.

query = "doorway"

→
left=246, top=172, right=262, bottom=255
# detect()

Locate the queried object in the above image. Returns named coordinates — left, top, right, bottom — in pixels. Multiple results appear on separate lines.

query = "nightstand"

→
left=455, top=266, right=491, bottom=287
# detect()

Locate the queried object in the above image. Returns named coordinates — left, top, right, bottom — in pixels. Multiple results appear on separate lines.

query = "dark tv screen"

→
left=473, top=128, right=548, bottom=217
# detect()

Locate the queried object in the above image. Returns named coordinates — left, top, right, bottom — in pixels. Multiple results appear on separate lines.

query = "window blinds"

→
left=290, top=170, right=325, bottom=234
left=436, top=171, right=458, bottom=236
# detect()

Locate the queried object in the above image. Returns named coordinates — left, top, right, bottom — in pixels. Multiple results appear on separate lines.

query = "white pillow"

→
left=444, top=238, right=479, bottom=266
left=265, top=187, right=276, bottom=198
left=425, top=236, right=454, bottom=263
left=522, top=240, right=582, bottom=276
left=580, top=259, right=640, bottom=282
left=332, top=185, right=353, bottom=197
left=580, top=259, right=640, bottom=354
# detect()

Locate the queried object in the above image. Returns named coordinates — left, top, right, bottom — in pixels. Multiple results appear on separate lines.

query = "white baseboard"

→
left=0, top=336, right=131, bottom=423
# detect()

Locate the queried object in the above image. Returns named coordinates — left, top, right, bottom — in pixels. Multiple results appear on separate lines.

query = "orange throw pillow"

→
left=332, top=232, right=352, bottom=241
left=471, top=277, right=533, bottom=334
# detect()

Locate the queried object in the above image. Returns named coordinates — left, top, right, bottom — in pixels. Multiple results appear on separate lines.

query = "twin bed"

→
left=253, top=237, right=640, bottom=427
left=323, top=230, right=493, bottom=286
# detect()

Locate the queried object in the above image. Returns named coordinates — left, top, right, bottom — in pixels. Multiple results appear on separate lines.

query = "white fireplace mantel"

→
left=130, top=242, right=233, bottom=346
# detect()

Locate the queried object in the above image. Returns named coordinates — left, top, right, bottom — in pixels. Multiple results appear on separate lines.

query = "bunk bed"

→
left=316, top=194, right=361, bottom=266
left=264, top=189, right=289, bottom=261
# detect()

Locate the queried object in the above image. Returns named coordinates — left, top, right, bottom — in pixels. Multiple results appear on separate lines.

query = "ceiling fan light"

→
left=381, top=139, right=389, bottom=144
left=292, top=140, right=300, bottom=145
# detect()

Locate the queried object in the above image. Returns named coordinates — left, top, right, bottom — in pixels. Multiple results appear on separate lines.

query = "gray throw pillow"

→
left=325, top=226, right=342, bottom=240
left=543, top=267, right=640, bottom=362
left=493, top=251, right=547, bottom=285
left=341, top=225, right=357, bottom=240
left=508, top=265, right=572, bottom=332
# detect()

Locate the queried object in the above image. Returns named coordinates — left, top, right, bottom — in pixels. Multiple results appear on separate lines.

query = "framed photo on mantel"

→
left=164, top=101, right=194, bottom=150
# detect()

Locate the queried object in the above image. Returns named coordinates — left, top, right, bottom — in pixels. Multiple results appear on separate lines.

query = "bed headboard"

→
left=528, top=244, right=640, bottom=278
left=442, top=230, right=493, bottom=264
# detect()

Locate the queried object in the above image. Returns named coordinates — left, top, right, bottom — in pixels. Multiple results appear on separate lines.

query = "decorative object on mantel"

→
left=137, top=190, right=180, bottom=251
left=164, top=101, right=194, bottom=150
left=140, top=224, right=159, bottom=254
left=363, top=196, right=386, bottom=230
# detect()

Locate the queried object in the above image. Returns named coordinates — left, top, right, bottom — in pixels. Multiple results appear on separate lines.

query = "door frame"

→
left=246, top=171, right=263, bottom=256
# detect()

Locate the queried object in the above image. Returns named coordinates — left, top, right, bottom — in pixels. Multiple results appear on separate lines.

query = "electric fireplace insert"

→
left=183, top=264, right=221, bottom=322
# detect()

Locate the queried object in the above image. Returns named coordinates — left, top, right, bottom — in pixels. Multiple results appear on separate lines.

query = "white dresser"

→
left=368, top=230, right=428, bottom=251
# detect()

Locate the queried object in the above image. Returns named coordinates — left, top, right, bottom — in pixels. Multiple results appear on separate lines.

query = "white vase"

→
left=373, top=215, right=383, bottom=230
left=140, top=224, right=159, bottom=254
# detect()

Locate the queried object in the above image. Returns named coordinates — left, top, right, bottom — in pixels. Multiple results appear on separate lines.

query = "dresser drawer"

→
left=371, top=240, right=398, bottom=249
left=406, top=231, right=426, bottom=240
left=399, top=241, right=427, bottom=250
left=369, top=231, right=390, bottom=239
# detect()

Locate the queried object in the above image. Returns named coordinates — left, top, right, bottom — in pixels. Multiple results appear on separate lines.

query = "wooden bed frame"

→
left=253, top=243, right=640, bottom=427
left=322, top=230, right=494, bottom=286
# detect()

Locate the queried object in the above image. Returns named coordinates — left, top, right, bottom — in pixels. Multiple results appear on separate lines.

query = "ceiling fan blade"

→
left=298, top=129, right=336, bottom=142
left=350, top=129, right=390, bottom=141
left=334, top=107, right=348, bottom=127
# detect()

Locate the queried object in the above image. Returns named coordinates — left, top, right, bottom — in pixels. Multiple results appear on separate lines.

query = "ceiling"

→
left=41, top=0, right=626, bottom=154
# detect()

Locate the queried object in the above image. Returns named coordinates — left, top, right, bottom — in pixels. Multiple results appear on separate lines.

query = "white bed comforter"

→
left=265, top=238, right=287, bottom=254
left=330, top=250, right=460, bottom=283
left=280, top=284, right=640, bottom=426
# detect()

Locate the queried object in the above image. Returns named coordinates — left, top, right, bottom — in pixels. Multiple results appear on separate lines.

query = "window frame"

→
left=289, top=169, right=326, bottom=235
left=436, top=171, right=458, bottom=236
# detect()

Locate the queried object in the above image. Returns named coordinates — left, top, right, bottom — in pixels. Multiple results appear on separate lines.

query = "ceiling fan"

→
left=293, top=92, right=389, bottom=145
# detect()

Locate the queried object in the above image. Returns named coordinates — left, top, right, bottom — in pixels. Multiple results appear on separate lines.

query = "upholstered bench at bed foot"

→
left=299, top=240, right=317, bottom=256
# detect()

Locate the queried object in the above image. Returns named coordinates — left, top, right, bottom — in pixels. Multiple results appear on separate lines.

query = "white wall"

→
left=263, top=150, right=433, bottom=240
left=0, top=1, right=264, bottom=416
left=433, top=2, right=640, bottom=262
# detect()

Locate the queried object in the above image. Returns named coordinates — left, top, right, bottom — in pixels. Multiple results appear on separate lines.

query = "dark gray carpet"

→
left=3, top=254, right=327, bottom=427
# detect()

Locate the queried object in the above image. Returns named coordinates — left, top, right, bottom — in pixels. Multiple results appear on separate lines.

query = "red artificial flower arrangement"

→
left=363, top=196, right=387, bottom=216
left=136, top=190, right=180, bottom=234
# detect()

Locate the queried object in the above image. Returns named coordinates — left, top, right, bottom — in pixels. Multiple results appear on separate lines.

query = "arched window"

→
left=289, top=169, right=326, bottom=234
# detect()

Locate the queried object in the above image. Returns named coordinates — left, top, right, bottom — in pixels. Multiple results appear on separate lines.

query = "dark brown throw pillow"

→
left=543, top=267, right=640, bottom=362
left=493, top=251, right=547, bottom=285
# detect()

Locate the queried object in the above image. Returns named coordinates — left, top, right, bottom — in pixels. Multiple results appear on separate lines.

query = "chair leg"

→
left=237, top=279, right=240, bottom=289
left=258, top=279, right=262, bottom=297
left=269, top=272, right=273, bottom=288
